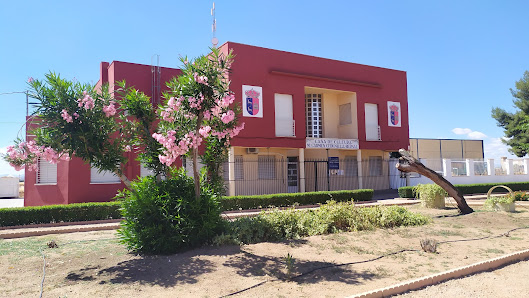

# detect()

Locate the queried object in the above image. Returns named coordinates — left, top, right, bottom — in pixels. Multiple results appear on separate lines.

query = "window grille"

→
left=305, top=94, right=323, bottom=138
left=258, top=155, right=276, bottom=179
left=369, top=156, right=383, bottom=176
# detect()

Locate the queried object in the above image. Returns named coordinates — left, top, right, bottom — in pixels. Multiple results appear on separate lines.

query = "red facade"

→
left=25, top=42, right=408, bottom=206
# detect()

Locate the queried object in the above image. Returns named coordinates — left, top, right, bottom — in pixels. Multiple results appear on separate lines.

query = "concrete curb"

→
left=0, top=222, right=121, bottom=239
left=349, top=248, right=529, bottom=298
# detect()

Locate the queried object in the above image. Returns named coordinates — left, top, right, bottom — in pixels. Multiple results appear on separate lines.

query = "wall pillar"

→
left=299, top=148, right=305, bottom=193
left=357, top=150, right=363, bottom=189
left=466, top=159, right=474, bottom=177
left=524, top=158, right=529, bottom=175
left=442, top=159, right=452, bottom=178
left=487, top=159, right=495, bottom=176
left=506, top=159, right=514, bottom=175
left=228, top=147, right=235, bottom=197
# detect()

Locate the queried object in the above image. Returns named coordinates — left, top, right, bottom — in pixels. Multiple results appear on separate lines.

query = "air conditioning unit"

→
left=246, top=148, right=259, bottom=154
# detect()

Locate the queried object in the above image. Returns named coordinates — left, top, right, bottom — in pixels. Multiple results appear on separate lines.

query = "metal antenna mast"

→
left=211, top=2, right=218, bottom=47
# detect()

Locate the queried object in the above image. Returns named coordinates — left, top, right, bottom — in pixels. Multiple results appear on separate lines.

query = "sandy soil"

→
left=1, top=205, right=528, bottom=297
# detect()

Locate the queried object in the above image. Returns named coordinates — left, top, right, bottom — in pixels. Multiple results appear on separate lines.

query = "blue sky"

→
left=1, top=0, right=528, bottom=176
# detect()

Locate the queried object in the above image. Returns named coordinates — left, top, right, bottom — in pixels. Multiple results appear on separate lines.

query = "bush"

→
left=512, top=191, right=529, bottom=201
left=398, top=182, right=529, bottom=198
left=398, top=186, right=414, bottom=198
left=117, top=168, right=222, bottom=254
left=219, top=189, right=374, bottom=211
left=0, top=202, right=121, bottom=227
left=214, top=201, right=430, bottom=245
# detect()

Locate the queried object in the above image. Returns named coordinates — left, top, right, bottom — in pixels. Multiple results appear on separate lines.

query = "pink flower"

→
left=103, top=102, right=117, bottom=117
left=77, top=93, right=95, bottom=110
left=61, top=109, right=73, bottom=123
left=193, top=72, right=208, bottom=85
left=124, top=145, right=131, bottom=152
left=27, top=77, right=34, bottom=83
left=199, top=126, right=211, bottom=137
left=221, top=110, right=235, bottom=124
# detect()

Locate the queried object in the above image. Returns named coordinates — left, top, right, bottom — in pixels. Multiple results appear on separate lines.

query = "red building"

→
left=24, top=42, right=408, bottom=206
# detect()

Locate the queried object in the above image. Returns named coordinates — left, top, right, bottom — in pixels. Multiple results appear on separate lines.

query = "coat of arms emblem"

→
left=245, top=89, right=260, bottom=116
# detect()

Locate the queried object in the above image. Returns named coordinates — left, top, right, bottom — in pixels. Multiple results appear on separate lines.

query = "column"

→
left=524, top=158, right=529, bottom=175
left=466, top=159, right=474, bottom=177
left=228, top=147, right=235, bottom=197
left=442, top=159, right=452, bottom=178
left=506, top=159, right=514, bottom=176
left=487, top=159, right=495, bottom=176
left=299, top=148, right=305, bottom=193
left=357, top=150, right=363, bottom=189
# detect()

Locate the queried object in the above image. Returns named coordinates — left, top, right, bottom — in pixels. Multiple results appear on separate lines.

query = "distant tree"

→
left=492, top=71, right=529, bottom=157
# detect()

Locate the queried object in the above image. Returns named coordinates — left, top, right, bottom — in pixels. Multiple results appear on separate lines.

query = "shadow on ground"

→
left=223, top=250, right=378, bottom=284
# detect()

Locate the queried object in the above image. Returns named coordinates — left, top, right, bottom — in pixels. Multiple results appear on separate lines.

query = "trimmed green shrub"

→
left=398, top=186, right=414, bottom=198
left=0, top=202, right=121, bottom=227
left=117, top=168, right=222, bottom=254
left=219, top=189, right=374, bottom=211
left=0, top=189, right=373, bottom=228
left=214, top=201, right=430, bottom=245
left=399, top=182, right=529, bottom=198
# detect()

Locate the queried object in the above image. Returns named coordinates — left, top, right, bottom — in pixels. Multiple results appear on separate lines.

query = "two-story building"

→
left=24, top=42, right=409, bottom=206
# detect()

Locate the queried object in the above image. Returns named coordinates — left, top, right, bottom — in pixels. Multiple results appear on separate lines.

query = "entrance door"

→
left=287, top=157, right=299, bottom=193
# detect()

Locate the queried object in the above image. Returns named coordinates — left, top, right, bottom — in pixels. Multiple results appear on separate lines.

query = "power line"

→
left=0, top=91, right=26, bottom=96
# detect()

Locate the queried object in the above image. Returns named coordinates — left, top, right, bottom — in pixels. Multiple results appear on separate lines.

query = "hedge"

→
left=0, top=190, right=374, bottom=227
left=398, top=181, right=529, bottom=198
left=0, top=201, right=122, bottom=227
left=219, top=189, right=374, bottom=211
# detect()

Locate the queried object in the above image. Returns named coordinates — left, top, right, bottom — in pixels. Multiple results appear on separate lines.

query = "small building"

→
left=24, top=42, right=409, bottom=206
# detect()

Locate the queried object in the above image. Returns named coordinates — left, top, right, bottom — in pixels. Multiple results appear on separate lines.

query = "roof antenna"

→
left=211, top=2, right=218, bottom=47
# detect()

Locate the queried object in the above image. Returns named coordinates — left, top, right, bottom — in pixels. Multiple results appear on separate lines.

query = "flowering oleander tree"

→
left=3, top=47, right=242, bottom=201
left=2, top=73, right=165, bottom=188
left=155, top=47, right=243, bottom=199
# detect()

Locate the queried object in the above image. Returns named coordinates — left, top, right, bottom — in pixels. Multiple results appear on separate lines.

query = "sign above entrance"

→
left=242, top=85, right=263, bottom=118
left=306, top=138, right=359, bottom=150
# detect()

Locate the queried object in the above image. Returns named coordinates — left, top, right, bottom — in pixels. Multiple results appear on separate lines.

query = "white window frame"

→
left=36, top=158, right=57, bottom=184
left=274, top=93, right=295, bottom=137
left=365, top=103, right=380, bottom=141
left=90, top=166, right=121, bottom=184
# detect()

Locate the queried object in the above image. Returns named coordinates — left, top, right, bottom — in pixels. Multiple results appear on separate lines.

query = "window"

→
left=90, top=166, right=120, bottom=184
left=258, top=155, right=276, bottom=179
left=275, top=94, right=295, bottom=137
left=36, top=158, right=57, bottom=184
left=140, top=164, right=154, bottom=177
left=344, top=156, right=358, bottom=177
left=339, top=103, right=352, bottom=125
left=365, top=103, right=380, bottom=141
left=305, top=94, right=322, bottom=138
left=223, top=155, right=244, bottom=181
left=369, top=156, right=383, bottom=176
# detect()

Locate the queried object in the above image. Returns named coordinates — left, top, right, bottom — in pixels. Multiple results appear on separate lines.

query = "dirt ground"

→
left=1, top=205, right=529, bottom=298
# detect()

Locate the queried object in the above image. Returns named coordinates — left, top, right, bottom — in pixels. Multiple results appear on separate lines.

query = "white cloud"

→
left=452, top=128, right=473, bottom=135
left=468, top=131, right=488, bottom=139
left=451, top=128, right=488, bottom=140
left=483, top=138, right=517, bottom=161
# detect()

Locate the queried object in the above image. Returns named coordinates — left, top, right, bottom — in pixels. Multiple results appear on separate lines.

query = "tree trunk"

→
left=115, top=170, right=132, bottom=189
left=192, top=148, right=200, bottom=200
left=396, top=149, right=474, bottom=215
left=192, top=113, right=204, bottom=201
